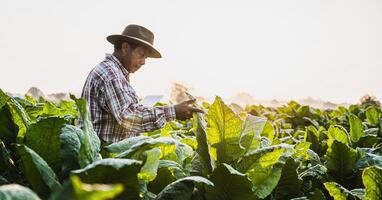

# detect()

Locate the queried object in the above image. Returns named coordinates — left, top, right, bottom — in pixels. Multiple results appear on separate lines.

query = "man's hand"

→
left=174, top=99, right=204, bottom=121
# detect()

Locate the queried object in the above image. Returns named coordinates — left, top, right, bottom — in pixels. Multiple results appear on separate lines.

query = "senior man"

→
left=81, top=24, right=203, bottom=144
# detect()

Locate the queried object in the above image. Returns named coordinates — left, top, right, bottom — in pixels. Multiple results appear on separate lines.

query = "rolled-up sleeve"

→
left=102, top=78, right=176, bottom=136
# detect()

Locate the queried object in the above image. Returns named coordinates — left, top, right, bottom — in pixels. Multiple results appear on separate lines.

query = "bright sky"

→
left=1, top=0, right=381, bottom=104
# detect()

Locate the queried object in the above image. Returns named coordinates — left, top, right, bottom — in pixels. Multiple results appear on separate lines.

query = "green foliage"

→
left=71, top=158, right=142, bottom=200
left=24, top=117, right=67, bottom=172
left=155, top=176, right=213, bottom=200
left=1, top=91, right=381, bottom=199
left=325, top=141, right=358, bottom=185
left=362, top=166, right=382, bottom=200
left=205, top=163, right=256, bottom=200
left=16, top=144, right=61, bottom=198
left=206, top=96, right=244, bottom=164
left=0, top=184, right=41, bottom=200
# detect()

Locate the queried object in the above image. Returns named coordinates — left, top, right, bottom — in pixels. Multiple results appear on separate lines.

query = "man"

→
left=81, top=24, right=203, bottom=144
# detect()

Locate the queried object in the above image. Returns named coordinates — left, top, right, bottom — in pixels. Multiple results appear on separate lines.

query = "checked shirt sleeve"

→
left=102, top=78, right=176, bottom=136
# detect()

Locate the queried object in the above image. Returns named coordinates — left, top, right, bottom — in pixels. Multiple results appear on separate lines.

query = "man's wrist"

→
left=163, top=105, right=176, bottom=121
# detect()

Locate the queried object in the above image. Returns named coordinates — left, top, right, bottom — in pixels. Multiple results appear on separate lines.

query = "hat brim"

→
left=107, top=35, right=162, bottom=58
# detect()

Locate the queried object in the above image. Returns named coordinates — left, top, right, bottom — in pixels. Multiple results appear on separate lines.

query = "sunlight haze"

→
left=1, top=0, right=381, bottom=104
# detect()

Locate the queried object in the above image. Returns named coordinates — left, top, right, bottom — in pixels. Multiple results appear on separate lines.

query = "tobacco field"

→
left=0, top=89, right=381, bottom=200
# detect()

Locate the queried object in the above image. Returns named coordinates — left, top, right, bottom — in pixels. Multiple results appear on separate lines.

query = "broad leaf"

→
left=71, top=95, right=100, bottom=168
left=148, top=160, right=186, bottom=194
left=236, top=144, right=293, bottom=172
left=362, top=166, right=382, bottom=200
left=205, top=163, right=256, bottom=200
left=155, top=176, right=213, bottom=200
left=24, top=117, right=66, bottom=172
left=206, top=96, right=244, bottom=164
left=192, top=113, right=214, bottom=175
left=273, top=158, right=303, bottom=199
left=71, top=158, right=142, bottom=200
left=71, top=176, right=124, bottom=200
left=0, top=184, right=41, bottom=200
left=0, top=95, right=18, bottom=144
left=354, top=148, right=382, bottom=170
left=8, top=98, right=30, bottom=143
left=116, top=137, right=175, bottom=159
left=349, top=113, right=364, bottom=143
left=304, top=126, right=326, bottom=156
left=236, top=144, right=293, bottom=199
left=16, top=144, right=61, bottom=198
left=327, top=125, right=349, bottom=146
left=60, top=125, right=82, bottom=176
left=325, top=141, right=358, bottom=184
left=324, top=182, right=350, bottom=200
left=239, top=115, right=267, bottom=152
left=0, top=91, right=30, bottom=144
left=309, top=188, right=326, bottom=200
left=261, top=121, right=275, bottom=142
left=103, top=135, right=152, bottom=156
left=0, top=89, right=9, bottom=109
left=365, top=107, right=379, bottom=125
left=139, top=148, right=162, bottom=182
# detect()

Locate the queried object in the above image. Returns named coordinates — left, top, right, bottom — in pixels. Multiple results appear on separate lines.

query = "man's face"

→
left=121, top=43, right=147, bottom=73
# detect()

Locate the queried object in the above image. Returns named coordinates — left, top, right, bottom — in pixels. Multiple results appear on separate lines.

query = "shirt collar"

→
left=105, top=53, right=130, bottom=82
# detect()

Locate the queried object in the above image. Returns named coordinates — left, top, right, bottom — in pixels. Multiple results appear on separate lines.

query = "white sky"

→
left=1, top=0, right=381, bottom=104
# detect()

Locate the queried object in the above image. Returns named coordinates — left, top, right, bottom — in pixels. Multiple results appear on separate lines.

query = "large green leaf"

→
left=139, top=148, right=162, bottom=182
left=261, top=121, right=275, bottom=142
left=236, top=144, right=293, bottom=172
left=206, top=96, right=244, bottom=164
left=327, top=125, right=350, bottom=146
left=309, top=188, right=326, bottom=200
left=26, top=100, right=77, bottom=123
left=205, top=163, right=256, bottom=200
left=148, top=160, right=187, bottom=194
left=71, top=95, right=100, bottom=168
left=0, top=89, right=8, bottom=109
left=0, top=184, right=41, bottom=200
left=356, top=135, right=378, bottom=148
left=172, top=140, right=194, bottom=167
left=273, top=158, right=303, bottom=199
left=103, top=135, right=152, bottom=156
left=324, top=182, right=363, bottom=200
left=236, top=144, right=293, bottom=199
left=116, top=137, right=175, bottom=159
left=24, top=117, right=67, bottom=172
left=325, top=141, right=358, bottom=184
left=155, top=176, right=213, bottom=200
left=324, top=182, right=350, bottom=200
left=292, top=141, right=311, bottom=160
left=239, top=115, right=267, bottom=152
left=349, top=113, right=364, bottom=143
left=71, top=158, right=142, bottom=200
left=365, top=107, right=379, bottom=125
left=304, top=126, right=326, bottom=156
left=71, top=176, right=124, bottom=200
left=8, top=98, right=30, bottom=143
left=0, top=90, right=18, bottom=145
left=16, top=144, right=61, bottom=198
left=0, top=105, right=18, bottom=144
left=60, top=125, right=82, bottom=176
left=192, top=113, right=214, bottom=175
left=0, top=91, right=30, bottom=143
left=362, top=166, right=382, bottom=200
left=354, top=148, right=382, bottom=170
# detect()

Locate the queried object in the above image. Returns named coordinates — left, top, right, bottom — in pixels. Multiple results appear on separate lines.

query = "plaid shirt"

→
left=81, top=54, right=176, bottom=144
